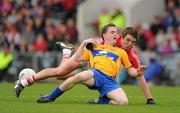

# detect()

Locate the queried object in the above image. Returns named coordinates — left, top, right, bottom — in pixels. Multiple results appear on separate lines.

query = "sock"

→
left=48, top=87, right=64, bottom=100
left=20, top=75, right=35, bottom=87
left=62, top=49, right=72, bottom=58
left=97, top=95, right=110, bottom=104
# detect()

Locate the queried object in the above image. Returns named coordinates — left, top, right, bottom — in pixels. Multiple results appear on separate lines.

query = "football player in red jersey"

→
left=115, top=29, right=155, bottom=104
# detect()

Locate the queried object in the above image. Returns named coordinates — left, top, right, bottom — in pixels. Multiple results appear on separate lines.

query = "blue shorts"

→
left=89, top=68, right=120, bottom=97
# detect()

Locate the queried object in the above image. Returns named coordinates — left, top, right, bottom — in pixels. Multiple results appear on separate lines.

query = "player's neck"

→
left=104, top=41, right=115, bottom=46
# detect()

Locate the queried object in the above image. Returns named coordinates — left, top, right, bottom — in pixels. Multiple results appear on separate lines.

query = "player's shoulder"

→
left=115, top=46, right=125, bottom=52
left=114, top=47, right=127, bottom=55
left=94, top=44, right=102, bottom=49
left=127, top=47, right=138, bottom=55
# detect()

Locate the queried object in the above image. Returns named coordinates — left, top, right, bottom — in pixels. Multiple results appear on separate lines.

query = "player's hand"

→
left=137, top=65, right=147, bottom=76
left=83, top=39, right=97, bottom=50
left=86, top=43, right=94, bottom=50
left=146, top=98, right=156, bottom=105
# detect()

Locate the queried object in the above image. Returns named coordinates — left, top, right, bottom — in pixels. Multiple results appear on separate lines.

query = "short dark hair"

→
left=121, top=27, right=139, bottom=40
left=101, top=23, right=116, bottom=40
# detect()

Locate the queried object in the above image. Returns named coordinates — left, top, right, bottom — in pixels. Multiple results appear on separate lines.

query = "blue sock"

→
left=97, top=95, right=110, bottom=104
left=48, top=87, right=63, bottom=100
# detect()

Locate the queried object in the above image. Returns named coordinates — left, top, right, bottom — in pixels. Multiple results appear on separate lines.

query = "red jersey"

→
left=116, top=35, right=140, bottom=69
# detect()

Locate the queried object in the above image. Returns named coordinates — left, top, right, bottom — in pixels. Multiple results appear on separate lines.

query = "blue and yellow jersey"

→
left=83, top=44, right=132, bottom=79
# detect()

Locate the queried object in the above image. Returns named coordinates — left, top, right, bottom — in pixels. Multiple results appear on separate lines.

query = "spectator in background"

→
left=134, top=22, right=147, bottom=51
left=45, top=23, right=58, bottom=51
left=161, top=10, right=175, bottom=31
left=158, top=38, right=174, bottom=57
left=4, top=23, right=21, bottom=51
left=21, top=18, right=35, bottom=45
left=60, top=0, right=77, bottom=19
left=34, top=33, right=47, bottom=53
left=98, top=8, right=126, bottom=31
left=171, top=57, right=180, bottom=85
left=98, top=8, right=111, bottom=30
left=111, top=9, right=126, bottom=30
left=135, top=22, right=156, bottom=51
left=150, top=16, right=164, bottom=36
left=175, top=8, right=180, bottom=26
left=141, top=47, right=156, bottom=65
left=27, top=44, right=35, bottom=53
left=0, top=26, right=5, bottom=48
left=165, top=26, right=178, bottom=51
left=56, top=23, right=67, bottom=42
left=66, top=18, right=78, bottom=44
left=18, top=38, right=27, bottom=53
left=34, top=17, right=45, bottom=35
left=0, top=0, right=13, bottom=16
left=164, top=0, right=178, bottom=27
left=155, top=29, right=166, bottom=50
left=144, top=58, right=164, bottom=84
left=175, top=25, right=180, bottom=47
left=0, top=43, right=14, bottom=81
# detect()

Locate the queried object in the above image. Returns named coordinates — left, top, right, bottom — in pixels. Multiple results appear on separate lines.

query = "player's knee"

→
left=54, top=68, right=65, bottom=77
left=73, top=74, right=84, bottom=82
left=116, top=98, right=128, bottom=105
left=121, top=98, right=128, bottom=105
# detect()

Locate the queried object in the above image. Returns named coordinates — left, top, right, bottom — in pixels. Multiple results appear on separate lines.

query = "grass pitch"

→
left=0, top=83, right=180, bottom=113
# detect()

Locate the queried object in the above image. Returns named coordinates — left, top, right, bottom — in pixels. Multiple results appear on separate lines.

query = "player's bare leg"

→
left=37, top=70, right=95, bottom=103
left=14, top=42, right=81, bottom=97
left=34, top=56, right=81, bottom=81
left=56, top=71, right=77, bottom=80
left=137, top=75, right=155, bottom=104
left=107, top=88, right=128, bottom=105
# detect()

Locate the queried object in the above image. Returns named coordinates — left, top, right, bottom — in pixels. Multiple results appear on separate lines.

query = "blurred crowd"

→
left=0, top=0, right=82, bottom=81
left=0, top=0, right=80, bottom=54
left=0, top=0, right=180, bottom=85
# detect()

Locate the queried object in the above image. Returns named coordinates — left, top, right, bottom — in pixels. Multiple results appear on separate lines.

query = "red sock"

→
left=21, top=75, right=36, bottom=86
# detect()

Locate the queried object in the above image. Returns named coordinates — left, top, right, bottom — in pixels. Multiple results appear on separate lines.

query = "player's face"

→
left=103, top=27, right=117, bottom=45
left=121, top=34, right=136, bottom=51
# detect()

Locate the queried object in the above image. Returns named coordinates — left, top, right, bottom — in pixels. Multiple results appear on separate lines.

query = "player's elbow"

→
left=72, top=54, right=81, bottom=62
left=127, top=67, right=137, bottom=77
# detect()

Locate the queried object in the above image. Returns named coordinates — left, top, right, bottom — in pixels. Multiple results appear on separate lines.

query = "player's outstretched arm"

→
left=136, top=69, right=156, bottom=105
left=128, top=66, right=156, bottom=104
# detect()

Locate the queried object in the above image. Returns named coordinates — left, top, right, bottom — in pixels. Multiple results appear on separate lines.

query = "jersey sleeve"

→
left=120, top=50, right=132, bottom=69
left=83, top=49, right=90, bottom=61
left=127, top=48, right=140, bottom=69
